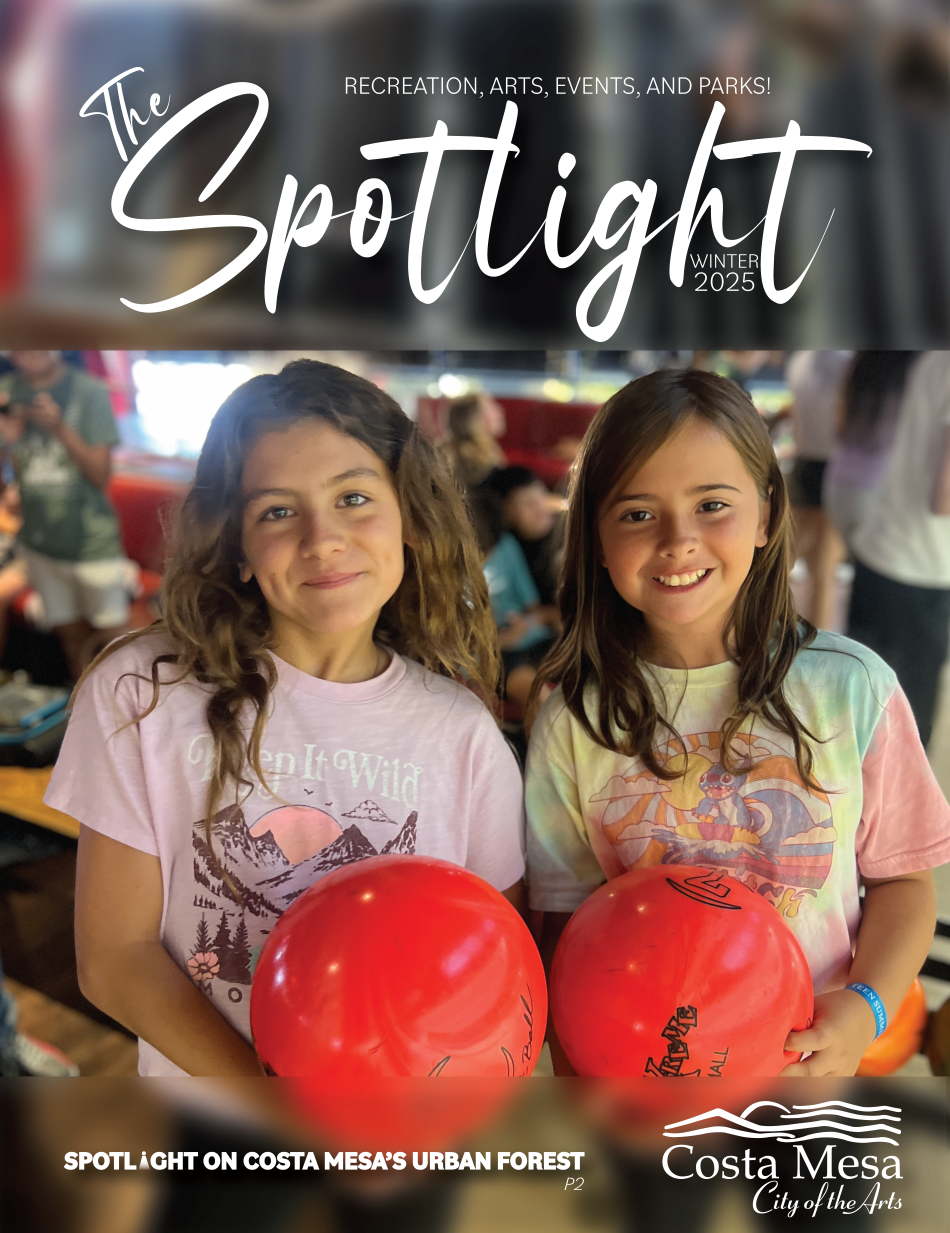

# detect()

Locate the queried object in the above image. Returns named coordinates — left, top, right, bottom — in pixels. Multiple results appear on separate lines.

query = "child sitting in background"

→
left=484, top=465, right=564, bottom=609
left=469, top=487, right=557, bottom=712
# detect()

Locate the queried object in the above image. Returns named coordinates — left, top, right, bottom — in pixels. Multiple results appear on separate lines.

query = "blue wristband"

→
left=846, top=983, right=888, bottom=1039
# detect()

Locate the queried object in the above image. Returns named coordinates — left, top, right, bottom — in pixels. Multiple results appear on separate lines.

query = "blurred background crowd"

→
left=4, top=346, right=950, bottom=743
left=2, top=345, right=950, bottom=752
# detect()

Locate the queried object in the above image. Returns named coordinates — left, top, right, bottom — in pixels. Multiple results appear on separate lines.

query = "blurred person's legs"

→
left=793, top=503, right=847, bottom=630
left=847, top=557, right=950, bottom=748
left=20, top=548, right=129, bottom=680
left=822, top=478, right=875, bottom=556
left=791, top=459, right=847, bottom=631
left=501, top=639, right=554, bottom=714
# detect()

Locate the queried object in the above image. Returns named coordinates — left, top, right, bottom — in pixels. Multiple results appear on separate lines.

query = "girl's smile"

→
left=303, top=571, right=364, bottom=589
left=649, top=567, right=713, bottom=591
left=598, top=416, right=770, bottom=666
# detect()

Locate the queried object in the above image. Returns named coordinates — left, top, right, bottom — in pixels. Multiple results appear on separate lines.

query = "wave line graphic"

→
left=779, top=1110, right=899, bottom=1119
left=779, top=1112, right=900, bottom=1122
left=779, top=1109, right=898, bottom=1119
left=664, top=1100, right=901, bottom=1145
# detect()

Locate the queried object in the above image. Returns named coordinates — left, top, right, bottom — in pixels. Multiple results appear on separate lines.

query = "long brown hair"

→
left=531, top=368, right=821, bottom=788
left=80, top=360, right=500, bottom=836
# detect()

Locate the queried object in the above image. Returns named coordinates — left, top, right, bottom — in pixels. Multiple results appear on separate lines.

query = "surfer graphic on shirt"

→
left=589, top=729, right=836, bottom=918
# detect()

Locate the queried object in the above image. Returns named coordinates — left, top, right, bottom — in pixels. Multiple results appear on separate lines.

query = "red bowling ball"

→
left=550, top=865, right=813, bottom=1076
left=251, top=854, right=546, bottom=1077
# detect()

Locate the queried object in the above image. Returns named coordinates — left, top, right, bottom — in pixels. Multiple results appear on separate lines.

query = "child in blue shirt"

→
left=471, top=488, right=557, bottom=709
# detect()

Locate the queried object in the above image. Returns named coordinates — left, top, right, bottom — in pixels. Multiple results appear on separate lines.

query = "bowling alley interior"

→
left=0, top=351, right=948, bottom=1227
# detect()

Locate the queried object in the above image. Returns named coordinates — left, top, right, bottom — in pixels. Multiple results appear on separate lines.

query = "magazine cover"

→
left=0, top=2, right=948, bottom=1231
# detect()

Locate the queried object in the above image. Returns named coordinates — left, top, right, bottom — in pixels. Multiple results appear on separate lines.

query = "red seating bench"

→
left=107, top=473, right=187, bottom=622
left=417, top=396, right=600, bottom=488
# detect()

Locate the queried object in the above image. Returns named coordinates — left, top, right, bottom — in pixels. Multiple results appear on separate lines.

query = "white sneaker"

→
left=11, top=1032, right=80, bottom=1077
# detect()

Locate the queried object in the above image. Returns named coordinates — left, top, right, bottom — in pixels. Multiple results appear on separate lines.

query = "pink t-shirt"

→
left=47, top=635, right=525, bottom=1075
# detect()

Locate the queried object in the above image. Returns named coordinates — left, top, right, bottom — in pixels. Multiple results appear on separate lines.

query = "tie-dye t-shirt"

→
left=46, top=634, right=525, bottom=1076
left=525, top=631, right=950, bottom=994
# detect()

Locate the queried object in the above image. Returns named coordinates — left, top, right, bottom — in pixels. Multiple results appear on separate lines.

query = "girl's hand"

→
left=779, top=989, right=878, bottom=1077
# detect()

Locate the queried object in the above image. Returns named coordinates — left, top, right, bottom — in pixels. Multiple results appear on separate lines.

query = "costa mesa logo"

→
left=661, top=1102, right=903, bottom=1218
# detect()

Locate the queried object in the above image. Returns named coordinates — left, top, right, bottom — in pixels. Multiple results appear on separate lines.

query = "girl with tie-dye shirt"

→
left=525, top=369, right=950, bottom=1077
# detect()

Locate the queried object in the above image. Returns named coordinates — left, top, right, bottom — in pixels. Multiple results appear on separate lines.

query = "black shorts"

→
left=501, top=635, right=554, bottom=680
left=788, top=457, right=827, bottom=508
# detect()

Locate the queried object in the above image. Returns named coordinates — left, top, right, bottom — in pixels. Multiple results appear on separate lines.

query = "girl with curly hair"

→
left=50, top=360, right=524, bottom=1076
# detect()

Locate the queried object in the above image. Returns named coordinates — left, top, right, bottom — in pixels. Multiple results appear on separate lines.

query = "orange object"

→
left=856, top=978, right=928, bottom=1076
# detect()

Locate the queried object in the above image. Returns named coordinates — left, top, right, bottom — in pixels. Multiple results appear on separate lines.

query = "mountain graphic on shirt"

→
left=255, top=824, right=380, bottom=904
left=249, top=805, right=343, bottom=864
left=192, top=805, right=289, bottom=917
left=380, top=811, right=418, bottom=854
left=204, top=805, right=290, bottom=872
